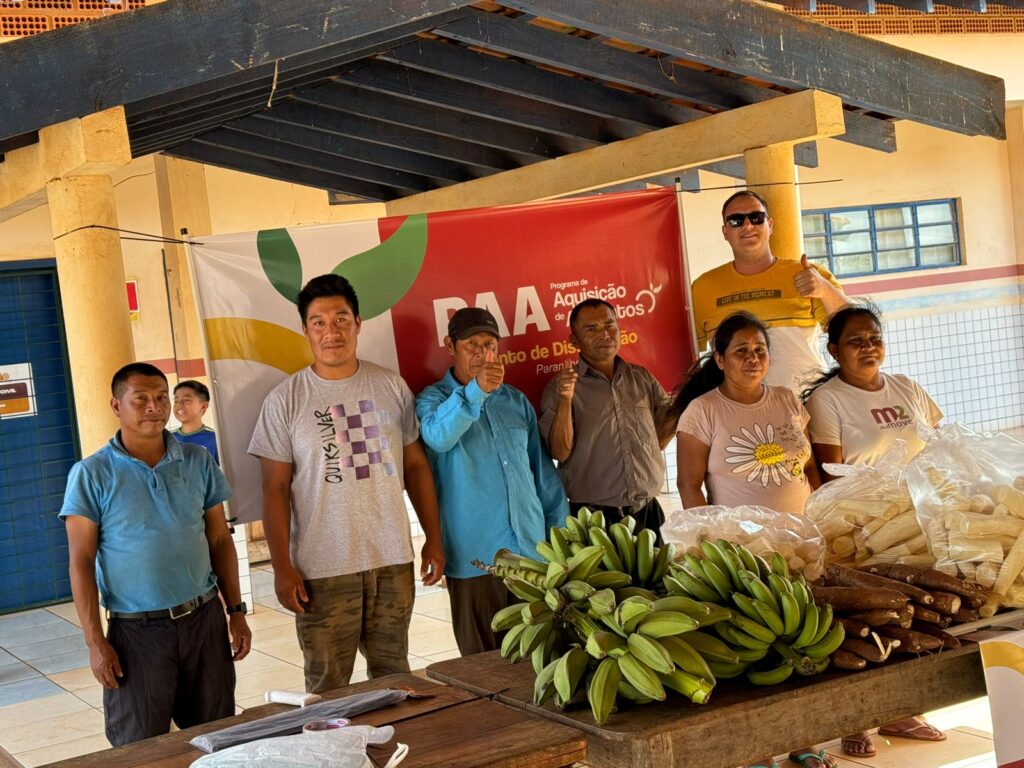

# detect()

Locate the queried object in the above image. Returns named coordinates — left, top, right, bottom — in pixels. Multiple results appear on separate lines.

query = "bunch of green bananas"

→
left=665, top=539, right=845, bottom=685
left=489, top=509, right=722, bottom=724
left=486, top=511, right=845, bottom=725
left=535, top=507, right=675, bottom=589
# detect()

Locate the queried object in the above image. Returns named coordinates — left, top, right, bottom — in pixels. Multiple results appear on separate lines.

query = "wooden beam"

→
left=296, top=82, right=567, bottom=158
left=433, top=12, right=895, bottom=153
left=191, top=129, right=435, bottom=194
left=123, top=5, right=478, bottom=126
left=506, top=0, right=1005, bottom=138
left=339, top=61, right=621, bottom=143
left=251, top=101, right=519, bottom=172
left=435, top=12, right=754, bottom=112
left=0, top=131, right=38, bottom=160
left=785, top=0, right=877, bottom=10
left=0, top=0, right=474, bottom=141
left=885, top=1, right=935, bottom=11
left=165, top=142, right=398, bottom=201
left=125, top=31, right=427, bottom=134
left=381, top=38, right=817, bottom=168
left=939, top=0, right=986, bottom=10
left=386, top=89, right=844, bottom=215
left=227, top=115, right=476, bottom=183
left=381, top=39, right=685, bottom=130
left=0, top=107, right=131, bottom=223
left=137, top=54, right=608, bottom=159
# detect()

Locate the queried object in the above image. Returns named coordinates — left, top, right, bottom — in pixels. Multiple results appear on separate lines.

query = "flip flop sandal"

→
left=878, top=722, right=947, bottom=741
left=788, top=750, right=837, bottom=768
left=841, top=733, right=876, bottom=757
left=748, top=762, right=779, bottom=768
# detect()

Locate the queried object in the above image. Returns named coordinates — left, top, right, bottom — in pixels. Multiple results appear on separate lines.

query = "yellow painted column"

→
left=1006, top=106, right=1024, bottom=268
left=47, top=175, right=134, bottom=455
left=154, top=154, right=213, bottom=369
left=744, top=143, right=804, bottom=261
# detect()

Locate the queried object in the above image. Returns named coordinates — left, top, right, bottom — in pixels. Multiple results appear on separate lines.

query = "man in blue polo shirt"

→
left=60, top=362, right=251, bottom=746
left=416, top=308, right=568, bottom=655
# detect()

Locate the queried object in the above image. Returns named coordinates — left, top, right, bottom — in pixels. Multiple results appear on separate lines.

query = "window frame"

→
left=801, top=198, right=962, bottom=278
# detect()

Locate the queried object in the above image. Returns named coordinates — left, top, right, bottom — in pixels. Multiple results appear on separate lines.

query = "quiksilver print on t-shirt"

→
left=314, top=399, right=398, bottom=483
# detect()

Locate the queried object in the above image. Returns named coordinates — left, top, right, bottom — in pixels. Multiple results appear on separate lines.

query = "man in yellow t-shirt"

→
left=692, top=190, right=848, bottom=393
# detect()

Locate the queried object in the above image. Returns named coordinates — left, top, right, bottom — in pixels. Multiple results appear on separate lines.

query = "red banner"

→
left=388, top=188, right=693, bottom=404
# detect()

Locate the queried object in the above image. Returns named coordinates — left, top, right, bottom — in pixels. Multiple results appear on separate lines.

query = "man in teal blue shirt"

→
left=416, top=308, right=568, bottom=655
left=60, top=363, right=250, bottom=745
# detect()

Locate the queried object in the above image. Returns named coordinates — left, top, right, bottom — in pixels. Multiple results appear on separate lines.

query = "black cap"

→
left=448, top=307, right=501, bottom=341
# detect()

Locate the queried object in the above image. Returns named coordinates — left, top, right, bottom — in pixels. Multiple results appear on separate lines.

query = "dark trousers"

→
left=447, top=574, right=513, bottom=656
left=570, top=497, right=665, bottom=545
left=104, top=595, right=235, bottom=746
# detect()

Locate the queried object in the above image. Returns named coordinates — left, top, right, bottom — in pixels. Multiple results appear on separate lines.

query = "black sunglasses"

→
left=724, top=211, right=768, bottom=228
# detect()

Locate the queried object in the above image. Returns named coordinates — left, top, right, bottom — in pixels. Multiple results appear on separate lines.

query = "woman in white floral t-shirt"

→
left=674, top=311, right=821, bottom=515
left=672, top=311, right=828, bottom=768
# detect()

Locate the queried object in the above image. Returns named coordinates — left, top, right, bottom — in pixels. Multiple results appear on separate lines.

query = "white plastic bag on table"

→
left=661, top=504, right=826, bottom=581
left=804, top=441, right=929, bottom=567
left=905, top=423, right=1024, bottom=604
left=189, top=724, right=407, bottom=768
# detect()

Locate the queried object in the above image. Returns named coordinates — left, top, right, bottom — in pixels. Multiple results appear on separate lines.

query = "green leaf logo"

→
left=333, top=214, right=427, bottom=319
left=257, top=228, right=303, bottom=304
left=256, top=214, right=428, bottom=318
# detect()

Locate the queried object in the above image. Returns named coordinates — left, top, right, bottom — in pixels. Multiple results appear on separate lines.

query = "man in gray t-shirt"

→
left=248, top=274, right=444, bottom=693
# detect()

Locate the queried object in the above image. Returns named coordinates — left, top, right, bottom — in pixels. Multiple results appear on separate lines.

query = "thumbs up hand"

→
left=794, top=253, right=827, bottom=298
left=476, top=347, right=505, bottom=393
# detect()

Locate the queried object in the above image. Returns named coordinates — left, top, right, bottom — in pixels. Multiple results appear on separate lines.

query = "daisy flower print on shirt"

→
left=724, top=423, right=803, bottom=487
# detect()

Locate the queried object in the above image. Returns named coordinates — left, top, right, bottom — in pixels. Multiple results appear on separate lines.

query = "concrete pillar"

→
left=744, top=143, right=804, bottom=261
left=154, top=154, right=213, bottom=367
left=1006, top=106, right=1024, bottom=268
left=47, top=175, right=134, bottom=455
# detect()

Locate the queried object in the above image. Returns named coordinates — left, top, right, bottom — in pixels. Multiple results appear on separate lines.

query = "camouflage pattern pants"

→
left=295, top=562, right=414, bottom=694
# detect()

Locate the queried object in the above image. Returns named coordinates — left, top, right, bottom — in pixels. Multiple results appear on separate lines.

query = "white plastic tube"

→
left=264, top=689, right=322, bottom=707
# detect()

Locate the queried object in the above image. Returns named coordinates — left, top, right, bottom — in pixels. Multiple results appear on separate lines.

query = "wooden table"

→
left=428, top=645, right=986, bottom=768
left=44, top=673, right=586, bottom=768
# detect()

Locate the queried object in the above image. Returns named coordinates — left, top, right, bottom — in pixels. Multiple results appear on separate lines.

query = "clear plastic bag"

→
left=905, top=424, right=1024, bottom=605
left=804, top=441, right=930, bottom=568
left=189, top=725, right=406, bottom=768
left=661, top=504, right=826, bottom=581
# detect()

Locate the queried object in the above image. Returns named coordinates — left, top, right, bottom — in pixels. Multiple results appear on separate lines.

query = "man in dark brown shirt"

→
left=539, top=299, right=677, bottom=540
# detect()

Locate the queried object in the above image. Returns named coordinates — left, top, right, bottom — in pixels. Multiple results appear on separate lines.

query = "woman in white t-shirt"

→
left=803, top=304, right=943, bottom=481
left=673, top=311, right=829, bottom=768
left=675, top=311, right=820, bottom=515
left=803, top=304, right=945, bottom=757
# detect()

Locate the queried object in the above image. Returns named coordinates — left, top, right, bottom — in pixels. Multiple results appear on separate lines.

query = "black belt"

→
left=584, top=501, right=648, bottom=514
left=107, top=587, right=219, bottom=620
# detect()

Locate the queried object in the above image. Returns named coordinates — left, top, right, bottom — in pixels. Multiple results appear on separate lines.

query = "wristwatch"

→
left=226, top=601, right=248, bottom=615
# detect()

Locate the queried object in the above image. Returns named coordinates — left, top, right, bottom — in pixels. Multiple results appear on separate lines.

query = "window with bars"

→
left=801, top=199, right=961, bottom=278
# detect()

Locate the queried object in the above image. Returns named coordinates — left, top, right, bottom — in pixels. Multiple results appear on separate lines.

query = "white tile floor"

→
left=0, top=540, right=1003, bottom=768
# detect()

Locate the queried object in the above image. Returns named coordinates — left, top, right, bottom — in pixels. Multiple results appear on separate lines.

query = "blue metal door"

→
left=0, top=261, right=78, bottom=613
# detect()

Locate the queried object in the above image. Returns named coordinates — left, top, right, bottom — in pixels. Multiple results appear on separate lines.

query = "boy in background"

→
left=173, top=380, right=219, bottom=464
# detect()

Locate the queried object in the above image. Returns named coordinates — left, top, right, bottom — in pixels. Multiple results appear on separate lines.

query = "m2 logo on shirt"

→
left=871, top=405, right=912, bottom=430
